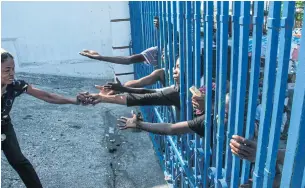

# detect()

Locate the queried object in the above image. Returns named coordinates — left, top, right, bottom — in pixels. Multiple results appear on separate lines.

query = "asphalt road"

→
left=1, top=73, right=167, bottom=188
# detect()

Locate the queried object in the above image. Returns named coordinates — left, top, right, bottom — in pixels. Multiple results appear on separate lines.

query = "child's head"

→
left=153, top=16, right=159, bottom=29
left=1, top=49, right=15, bottom=85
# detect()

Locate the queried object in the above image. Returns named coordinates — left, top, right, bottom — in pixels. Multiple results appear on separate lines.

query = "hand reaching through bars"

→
left=95, top=84, right=117, bottom=95
left=192, top=95, right=205, bottom=113
left=117, top=111, right=143, bottom=130
left=103, top=77, right=125, bottom=93
left=77, top=86, right=109, bottom=105
left=230, top=135, right=257, bottom=163
left=79, top=49, right=102, bottom=60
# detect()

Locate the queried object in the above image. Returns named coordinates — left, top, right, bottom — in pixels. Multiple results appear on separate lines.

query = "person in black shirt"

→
left=118, top=112, right=207, bottom=136
left=116, top=92, right=230, bottom=137
left=1, top=49, right=82, bottom=188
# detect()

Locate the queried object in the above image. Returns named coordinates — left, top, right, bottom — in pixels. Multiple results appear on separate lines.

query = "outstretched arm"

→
left=124, top=68, right=165, bottom=88
left=104, top=84, right=157, bottom=94
left=79, top=50, right=145, bottom=65
left=27, top=85, right=79, bottom=105
left=118, top=114, right=193, bottom=135
left=77, top=91, right=128, bottom=106
left=78, top=86, right=178, bottom=107
left=103, top=77, right=157, bottom=94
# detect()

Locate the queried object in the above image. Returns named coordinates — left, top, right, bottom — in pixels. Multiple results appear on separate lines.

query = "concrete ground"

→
left=1, top=73, right=168, bottom=188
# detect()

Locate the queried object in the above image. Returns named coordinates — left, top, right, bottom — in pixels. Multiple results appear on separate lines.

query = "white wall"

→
left=1, top=1, right=134, bottom=82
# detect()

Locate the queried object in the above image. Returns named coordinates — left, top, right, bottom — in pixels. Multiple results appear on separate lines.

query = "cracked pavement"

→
left=1, top=73, right=167, bottom=188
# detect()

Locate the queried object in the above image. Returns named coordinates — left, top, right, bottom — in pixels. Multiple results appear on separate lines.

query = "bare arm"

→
left=118, top=114, right=194, bottom=135
left=137, top=121, right=193, bottom=135
left=79, top=86, right=179, bottom=107
left=104, top=71, right=164, bottom=94
left=79, top=50, right=145, bottom=65
left=104, top=83, right=157, bottom=94
left=77, top=92, right=128, bottom=105
left=97, top=54, right=145, bottom=65
left=114, top=87, right=157, bottom=94
left=124, top=69, right=165, bottom=88
left=27, top=85, right=78, bottom=105
left=99, top=94, right=127, bottom=105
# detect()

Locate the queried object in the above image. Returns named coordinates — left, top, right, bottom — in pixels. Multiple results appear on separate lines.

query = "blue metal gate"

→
left=129, top=1, right=304, bottom=187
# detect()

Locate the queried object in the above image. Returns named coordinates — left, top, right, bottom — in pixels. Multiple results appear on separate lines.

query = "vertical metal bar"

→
left=230, top=2, right=251, bottom=187
left=302, top=169, right=305, bottom=188
left=144, top=2, right=148, bottom=49
left=215, top=2, right=229, bottom=188
left=161, top=2, right=168, bottom=174
left=201, top=1, right=207, bottom=186
left=155, top=1, right=162, bottom=154
left=148, top=1, right=154, bottom=47
left=171, top=5, right=179, bottom=183
left=225, top=2, right=240, bottom=183
left=148, top=2, right=154, bottom=81
left=240, top=1, right=264, bottom=184
left=158, top=1, right=163, bottom=70
left=140, top=2, right=145, bottom=50
left=178, top=2, right=186, bottom=186
left=148, top=1, right=152, bottom=48
left=167, top=2, right=174, bottom=182
left=151, top=1, right=155, bottom=48
left=263, top=2, right=295, bottom=188
left=146, top=1, right=151, bottom=48
left=162, top=1, right=169, bottom=86
left=137, top=1, right=143, bottom=77
left=155, top=1, right=159, bottom=47
left=141, top=2, right=145, bottom=50
left=137, top=1, right=142, bottom=53
left=148, top=2, right=151, bottom=49
left=179, top=1, right=186, bottom=122
left=186, top=2, right=194, bottom=186
left=146, top=1, right=150, bottom=49
left=194, top=1, right=201, bottom=187
left=129, top=2, right=136, bottom=79
left=160, top=2, right=168, bottom=178
left=280, top=14, right=305, bottom=188
left=137, top=2, right=143, bottom=53
left=172, top=1, right=178, bottom=61
left=147, top=2, right=150, bottom=48
left=194, top=1, right=201, bottom=89
left=204, top=2, right=214, bottom=187
left=152, top=1, right=157, bottom=46
left=213, top=2, right=222, bottom=168
left=167, top=1, right=174, bottom=86
left=252, top=2, right=281, bottom=188
left=172, top=3, right=179, bottom=186
left=129, top=2, right=134, bottom=52
left=148, top=1, right=152, bottom=47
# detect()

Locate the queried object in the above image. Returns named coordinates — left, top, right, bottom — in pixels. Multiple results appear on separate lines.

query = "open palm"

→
left=117, top=114, right=138, bottom=130
left=79, top=49, right=101, bottom=60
